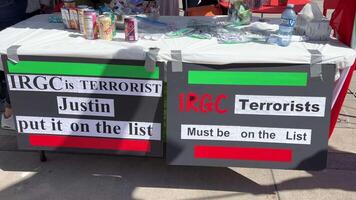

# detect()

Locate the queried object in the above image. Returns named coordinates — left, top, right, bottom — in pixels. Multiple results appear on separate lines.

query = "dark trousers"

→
left=0, top=0, right=28, bottom=31
left=0, top=72, right=10, bottom=106
left=0, top=0, right=27, bottom=106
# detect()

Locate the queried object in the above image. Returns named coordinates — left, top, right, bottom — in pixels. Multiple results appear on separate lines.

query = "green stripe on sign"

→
left=188, top=71, right=308, bottom=86
left=7, top=61, right=159, bottom=79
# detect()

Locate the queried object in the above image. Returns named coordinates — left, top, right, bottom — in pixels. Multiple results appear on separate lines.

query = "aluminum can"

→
left=98, top=14, right=113, bottom=41
left=63, top=0, right=76, bottom=8
left=103, top=12, right=116, bottom=37
left=69, top=8, right=79, bottom=30
left=124, top=17, right=138, bottom=41
left=77, top=5, right=89, bottom=34
left=60, top=7, right=70, bottom=29
left=83, top=9, right=98, bottom=40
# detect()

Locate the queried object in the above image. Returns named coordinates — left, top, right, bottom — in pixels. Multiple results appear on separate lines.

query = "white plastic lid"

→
left=287, top=4, right=295, bottom=8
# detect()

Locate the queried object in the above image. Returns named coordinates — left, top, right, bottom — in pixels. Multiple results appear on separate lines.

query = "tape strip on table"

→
left=308, top=49, right=323, bottom=79
left=145, top=47, right=160, bottom=72
left=171, top=50, right=183, bottom=72
left=7, top=45, right=21, bottom=64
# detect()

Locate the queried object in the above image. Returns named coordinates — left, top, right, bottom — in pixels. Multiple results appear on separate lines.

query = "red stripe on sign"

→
left=29, top=134, right=151, bottom=152
left=194, top=145, right=292, bottom=163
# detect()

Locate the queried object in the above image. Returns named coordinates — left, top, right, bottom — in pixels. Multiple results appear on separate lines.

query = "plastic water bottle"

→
left=277, top=4, right=297, bottom=47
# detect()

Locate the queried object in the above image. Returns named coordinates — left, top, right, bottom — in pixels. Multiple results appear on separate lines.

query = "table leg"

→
left=259, top=13, right=266, bottom=22
left=40, top=150, right=47, bottom=162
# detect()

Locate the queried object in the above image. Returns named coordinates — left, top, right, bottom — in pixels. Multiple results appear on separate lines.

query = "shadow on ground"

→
left=269, top=146, right=356, bottom=197
left=336, top=90, right=356, bottom=129
left=0, top=146, right=354, bottom=200
left=0, top=152, right=276, bottom=200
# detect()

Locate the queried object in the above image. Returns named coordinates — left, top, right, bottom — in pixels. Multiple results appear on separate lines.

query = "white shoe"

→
left=1, top=114, right=15, bottom=131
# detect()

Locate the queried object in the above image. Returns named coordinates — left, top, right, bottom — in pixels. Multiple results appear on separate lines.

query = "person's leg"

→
left=0, top=0, right=27, bottom=30
left=0, top=71, right=6, bottom=100
left=4, top=84, right=12, bottom=119
left=0, top=1, right=26, bottom=130
left=1, top=88, right=14, bottom=130
left=1, top=107, right=15, bottom=130
left=0, top=71, right=14, bottom=130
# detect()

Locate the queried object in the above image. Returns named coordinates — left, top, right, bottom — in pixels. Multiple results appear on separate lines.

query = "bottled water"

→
left=277, top=4, right=297, bottom=46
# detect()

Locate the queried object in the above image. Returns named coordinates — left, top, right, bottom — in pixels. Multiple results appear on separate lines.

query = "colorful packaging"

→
left=124, top=17, right=138, bottom=41
left=98, top=15, right=114, bottom=41
left=77, top=5, right=89, bottom=34
left=69, top=8, right=79, bottom=30
left=84, top=9, right=98, bottom=40
left=60, top=7, right=70, bottom=29
left=111, top=0, right=159, bottom=15
left=142, top=0, right=160, bottom=19
left=48, top=15, right=63, bottom=23
left=103, top=12, right=117, bottom=37
left=63, top=0, right=76, bottom=8
left=228, top=0, right=252, bottom=26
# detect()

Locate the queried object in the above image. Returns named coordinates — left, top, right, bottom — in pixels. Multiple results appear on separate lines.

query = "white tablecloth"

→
left=0, top=14, right=356, bottom=109
left=0, top=14, right=355, bottom=71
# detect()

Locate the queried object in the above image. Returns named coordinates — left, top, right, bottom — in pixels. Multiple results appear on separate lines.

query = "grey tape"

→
left=7, top=45, right=21, bottom=63
left=308, top=49, right=323, bottom=78
left=145, top=47, right=160, bottom=72
left=171, top=50, right=182, bottom=72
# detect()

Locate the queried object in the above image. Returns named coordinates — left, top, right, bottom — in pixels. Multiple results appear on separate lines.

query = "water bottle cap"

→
left=287, top=4, right=295, bottom=8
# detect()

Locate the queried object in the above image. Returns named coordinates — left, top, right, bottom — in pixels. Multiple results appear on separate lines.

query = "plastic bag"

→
left=227, top=0, right=252, bottom=26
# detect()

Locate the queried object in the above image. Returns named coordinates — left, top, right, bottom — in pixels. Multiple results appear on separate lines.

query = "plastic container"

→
left=227, top=0, right=252, bottom=26
left=277, top=4, right=297, bottom=46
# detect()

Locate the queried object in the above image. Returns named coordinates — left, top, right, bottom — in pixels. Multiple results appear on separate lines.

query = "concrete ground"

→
left=1, top=1, right=355, bottom=200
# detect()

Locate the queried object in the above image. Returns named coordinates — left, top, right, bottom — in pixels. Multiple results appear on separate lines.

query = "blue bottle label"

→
left=281, top=18, right=296, bottom=27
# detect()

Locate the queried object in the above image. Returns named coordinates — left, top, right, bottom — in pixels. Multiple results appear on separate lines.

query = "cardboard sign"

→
left=167, top=63, right=335, bottom=170
left=2, top=55, right=164, bottom=157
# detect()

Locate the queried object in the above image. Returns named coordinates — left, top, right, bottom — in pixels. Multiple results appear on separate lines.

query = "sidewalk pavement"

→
left=0, top=71, right=355, bottom=200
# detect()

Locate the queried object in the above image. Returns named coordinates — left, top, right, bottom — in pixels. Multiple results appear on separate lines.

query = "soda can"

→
left=98, top=14, right=113, bottom=41
left=103, top=12, right=116, bottom=37
left=83, top=9, right=98, bottom=40
left=124, top=17, right=138, bottom=41
left=60, top=7, right=70, bottom=29
left=77, top=5, right=89, bottom=34
left=69, top=8, right=79, bottom=30
left=63, top=0, right=76, bottom=8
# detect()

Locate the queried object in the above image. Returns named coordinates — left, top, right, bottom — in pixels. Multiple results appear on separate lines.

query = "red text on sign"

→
left=179, top=93, right=228, bottom=114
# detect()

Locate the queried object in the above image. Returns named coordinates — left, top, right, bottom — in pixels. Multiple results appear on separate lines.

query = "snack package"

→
left=228, top=0, right=252, bottom=26
left=143, top=0, right=160, bottom=18
left=217, top=28, right=250, bottom=44
left=110, top=0, right=159, bottom=15
left=49, top=15, right=63, bottom=23
left=69, top=8, right=79, bottom=29
left=61, top=7, right=71, bottom=29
